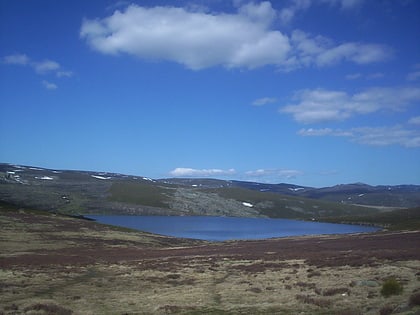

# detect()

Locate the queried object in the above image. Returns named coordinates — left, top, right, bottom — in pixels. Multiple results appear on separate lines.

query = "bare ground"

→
left=1, top=208, right=419, bottom=315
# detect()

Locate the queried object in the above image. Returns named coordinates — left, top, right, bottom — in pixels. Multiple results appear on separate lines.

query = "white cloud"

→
left=281, top=87, right=420, bottom=124
left=298, top=128, right=352, bottom=136
left=291, top=30, right=392, bottom=67
left=323, top=0, right=364, bottom=9
left=408, top=116, right=420, bottom=125
left=252, top=97, right=277, bottom=106
left=56, top=70, right=73, bottom=78
left=352, top=126, right=420, bottom=148
left=169, top=167, right=305, bottom=182
left=345, top=73, right=361, bottom=80
left=353, top=87, right=420, bottom=109
left=279, top=0, right=362, bottom=24
left=42, top=80, right=57, bottom=90
left=81, top=2, right=290, bottom=70
left=279, top=0, right=311, bottom=24
left=298, top=128, right=333, bottom=136
left=3, top=53, right=30, bottom=65
left=367, top=72, right=384, bottom=79
left=407, top=70, right=420, bottom=81
left=346, top=72, right=385, bottom=80
left=238, top=1, right=277, bottom=22
left=406, top=63, right=420, bottom=81
left=281, top=89, right=357, bottom=123
left=245, top=168, right=304, bottom=180
left=33, top=60, right=60, bottom=74
left=106, top=0, right=130, bottom=12
left=169, top=167, right=236, bottom=177
left=407, top=71, right=420, bottom=81
left=298, top=125, right=420, bottom=148
left=2, top=53, right=72, bottom=79
left=80, top=2, right=390, bottom=70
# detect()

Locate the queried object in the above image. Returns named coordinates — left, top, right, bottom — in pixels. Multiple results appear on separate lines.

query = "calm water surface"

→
left=87, top=215, right=379, bottom=241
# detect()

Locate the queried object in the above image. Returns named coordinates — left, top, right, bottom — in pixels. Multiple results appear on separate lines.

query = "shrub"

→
left=295, top=294, right=332, bottom=307
left=380, top=278, right=403, bottom=297
left=409, top=292, right=420, bottom=306
left=4, top=304, right=18, bottom=311
left=23, top=303, right=72, bottom=315
left=379, top=305, right=394, bottom=315
left=296, top=281, right=316, bottom=290
left=337, top=310, right=362, bottom=315
left=322, top=287, right=350, bottom=296
left=307, top=270, right=322, bottom=278
left=248, top=287, right=262, bottom=293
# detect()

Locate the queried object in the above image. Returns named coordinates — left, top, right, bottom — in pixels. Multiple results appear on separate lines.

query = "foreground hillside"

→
left=1, top=203, right=420, bottom=315
left=2, top=163, right=419, bottom=220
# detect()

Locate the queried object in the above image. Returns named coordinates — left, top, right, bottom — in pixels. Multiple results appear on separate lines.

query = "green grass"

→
left=204, top=187, right=378, bottom=219
left=308, top=191, right=420, bottom=209
left=0, top=200, right=55, bottom=216
left=108, top=181, right=173, bottom=208
left=323, top=207, right=420, bottom=230
left=381, top=277, right=403, bottom=297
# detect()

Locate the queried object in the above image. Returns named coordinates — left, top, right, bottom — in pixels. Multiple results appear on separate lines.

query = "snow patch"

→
left=289, top=187, right=305, bottom=192
left=242, top=202, right=253, bottom=208
left=35, top=176, right=54, bottom=180
left=358, top=194, right=365, bottom=197
left=91, top=175, right=111, bottom=180
left=142, top=177, right=154, bottom=182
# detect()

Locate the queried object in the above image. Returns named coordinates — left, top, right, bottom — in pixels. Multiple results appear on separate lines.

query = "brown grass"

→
left=1, top=207, right=420, bottom=315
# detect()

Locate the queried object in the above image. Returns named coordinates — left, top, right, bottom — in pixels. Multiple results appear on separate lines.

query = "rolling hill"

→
left=1, top=163, right=419, bottom=223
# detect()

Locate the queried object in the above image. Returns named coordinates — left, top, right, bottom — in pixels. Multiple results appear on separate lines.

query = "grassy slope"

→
left=108, top=181, right=173, bottom=208
left=0, top=201, right=203, bottom=251
left=323, top=207, right=420, bottom=230
left=105, top=180, right=381, bottom=219
left=0, top=177, right=386, bottom=219
left=315, top=192, right=420, bottom=209
left=208, top=187, right=378, bottom=219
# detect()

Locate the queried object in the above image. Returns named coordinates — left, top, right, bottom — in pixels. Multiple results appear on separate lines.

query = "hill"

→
left=1, top=163, right=419, bottom=223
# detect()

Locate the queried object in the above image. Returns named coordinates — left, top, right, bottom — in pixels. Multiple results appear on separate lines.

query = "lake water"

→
left=87, top=215, right=379, bottom=241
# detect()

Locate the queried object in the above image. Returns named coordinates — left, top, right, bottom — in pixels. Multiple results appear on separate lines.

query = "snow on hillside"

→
left=91, top=175, right=111, bottom=180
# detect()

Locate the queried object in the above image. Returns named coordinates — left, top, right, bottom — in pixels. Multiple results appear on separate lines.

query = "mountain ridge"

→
left=1, top=163, right=419, bottom=219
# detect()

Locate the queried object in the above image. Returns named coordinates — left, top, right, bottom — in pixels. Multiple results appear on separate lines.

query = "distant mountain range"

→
left=1, top=163, right=419, bottom=221
left=162, top=178, right=420, bottom=208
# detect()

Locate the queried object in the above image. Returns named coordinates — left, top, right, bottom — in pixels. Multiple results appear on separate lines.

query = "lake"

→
left=87, top=215, right=379, bottom=241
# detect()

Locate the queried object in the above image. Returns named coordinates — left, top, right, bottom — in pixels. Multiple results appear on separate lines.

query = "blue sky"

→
left=1, top=0, right=419, bottom=187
